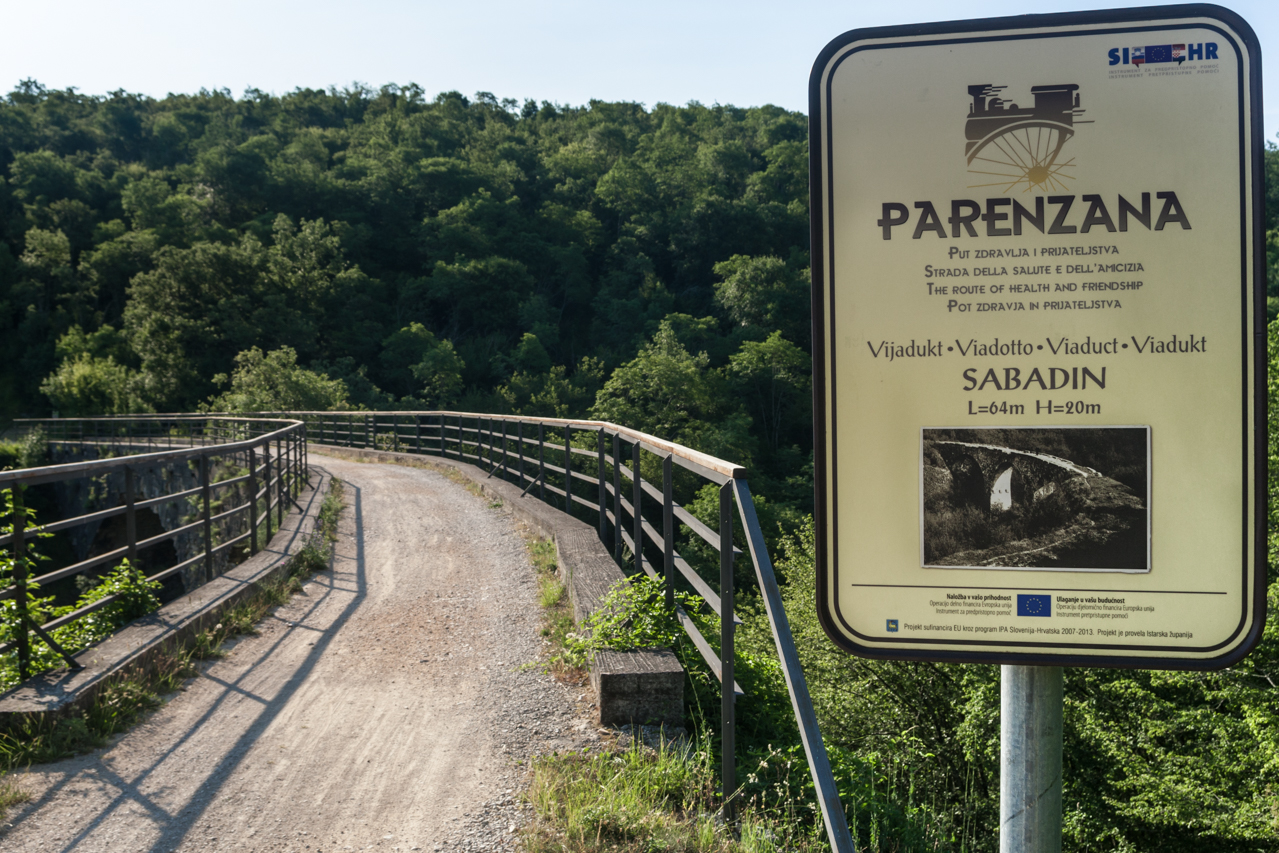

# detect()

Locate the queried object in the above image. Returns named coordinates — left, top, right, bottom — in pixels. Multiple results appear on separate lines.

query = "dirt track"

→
left=1, top=455, right=601, bottom=852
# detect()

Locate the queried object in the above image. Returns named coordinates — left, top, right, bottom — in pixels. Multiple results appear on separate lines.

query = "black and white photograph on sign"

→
left=921, top=427, right=1150, bottom=572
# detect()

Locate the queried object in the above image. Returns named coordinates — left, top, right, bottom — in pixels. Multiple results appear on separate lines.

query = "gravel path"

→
left=1, top=456, right=604, bottom=852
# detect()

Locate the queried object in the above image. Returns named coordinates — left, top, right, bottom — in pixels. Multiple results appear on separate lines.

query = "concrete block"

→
left=593, top=649, right=684, bottom=727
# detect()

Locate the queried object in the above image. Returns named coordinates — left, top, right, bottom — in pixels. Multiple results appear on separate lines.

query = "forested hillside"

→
left=0, top=80, right=812, bottom=517
left=2, top=79, right=1279, bottom=852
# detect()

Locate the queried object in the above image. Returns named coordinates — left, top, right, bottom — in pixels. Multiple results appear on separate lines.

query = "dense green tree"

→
left=728, top=332, right=810, bottom=454
left=592, top=319, right=753, bottom=465
left=712, top=253, right=810, bottom=349
left=39, top=353, right=148, bottom=416
left=204, top=346, right=348, bottom=412
left=379, top=322, right=466, bottom=407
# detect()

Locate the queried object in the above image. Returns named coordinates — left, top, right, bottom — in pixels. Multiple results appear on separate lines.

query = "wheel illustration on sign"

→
left=964, top=83, right=1087, bottom=193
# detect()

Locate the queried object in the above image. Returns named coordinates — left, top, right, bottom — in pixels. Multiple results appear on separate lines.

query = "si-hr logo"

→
left=1109, top=43, right=1218, bottom=66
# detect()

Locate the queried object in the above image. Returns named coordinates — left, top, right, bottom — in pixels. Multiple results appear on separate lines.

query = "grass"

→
left=0, top=772, right=31, bottom=822
left=521, top=736, right=826, bottom=852
left=0, top=475, right=345, bottom=817
left=520, top=532, right=828, bottom=851
left=526, top=536, right=583, bottom=679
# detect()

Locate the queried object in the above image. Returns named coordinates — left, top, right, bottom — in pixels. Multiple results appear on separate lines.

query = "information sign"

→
left=810, top=5, right=1264, bottom=666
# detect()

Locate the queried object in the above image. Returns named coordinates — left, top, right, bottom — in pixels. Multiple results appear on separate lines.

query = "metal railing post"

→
left=415, top=415, right=421, bottom=454
left=632, top=441, right=642, bottom=572
left=248, top=446, right=259, bottom=554
left=597, top=428, right=607, bottom=541
left=11, top=486, right=30, bottom=680
left=496, top=418, right=505, bottom=478
left=201, top=455, right=213, bottom=584
left=612, top=432, right=622, bottom=561
left=517, top=421, right=525, bottom=488
left=276, top=439, right=284, bottom=526
left=720, top=481, right=736, bottom=812
left=538, top=423, right=545, bottom=502
left=124, top=466, right=137, bottom=565
left=564, top=425, right=573, bottom=515
left=663, top=454, right=674, bottom=609
left=263, top=445, right=273, bottom=542
left=731, top=479, right=855, bottom=853
left=495, top=418, right=503, bottom=475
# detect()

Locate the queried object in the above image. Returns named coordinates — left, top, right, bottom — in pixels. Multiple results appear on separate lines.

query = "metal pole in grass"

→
left=1001, top=666, right=1063, bottom=853
left=731, top=479, right=854, bottom=853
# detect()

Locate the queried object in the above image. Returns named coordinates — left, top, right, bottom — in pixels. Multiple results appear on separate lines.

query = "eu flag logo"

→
left=1017, top=594, right=1051, bottom=617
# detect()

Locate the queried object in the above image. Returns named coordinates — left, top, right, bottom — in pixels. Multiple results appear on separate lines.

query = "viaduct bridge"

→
left=930, top=440, right=1099, bottom=511
left=0, top=411, right=856, bottom=852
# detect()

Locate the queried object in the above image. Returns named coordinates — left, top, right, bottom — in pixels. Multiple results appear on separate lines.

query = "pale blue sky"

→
left=2, top=1, right=1275, bottom=143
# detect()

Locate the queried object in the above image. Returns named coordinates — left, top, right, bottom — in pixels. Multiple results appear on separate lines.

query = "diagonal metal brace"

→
left=520, top=470, right=544, bottom=498
left=29, top=621, right=85, bottom=670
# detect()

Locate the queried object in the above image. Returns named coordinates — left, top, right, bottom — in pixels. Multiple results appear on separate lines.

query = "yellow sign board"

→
left=810, top=6, right=1265, bottom=666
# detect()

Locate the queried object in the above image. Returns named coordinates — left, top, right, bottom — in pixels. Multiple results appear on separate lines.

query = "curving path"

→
left=0, top=455, right=602, bottom=852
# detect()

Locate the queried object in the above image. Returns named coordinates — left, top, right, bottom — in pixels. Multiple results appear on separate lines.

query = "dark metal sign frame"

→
left=809, top=4, right=1266, bottom=669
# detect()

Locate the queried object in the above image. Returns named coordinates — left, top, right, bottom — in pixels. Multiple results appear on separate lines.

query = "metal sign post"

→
left=808, top=5, right=1264, bottom=848
left=1001, top=665, right=1063, bottom=853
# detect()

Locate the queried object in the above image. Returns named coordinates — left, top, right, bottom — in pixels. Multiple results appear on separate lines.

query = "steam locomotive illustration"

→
left=964, top=83, right=1086, bottom=192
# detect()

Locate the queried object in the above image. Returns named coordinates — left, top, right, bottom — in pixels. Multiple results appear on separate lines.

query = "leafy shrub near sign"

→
left=562, top=575, right=694, bottom=666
